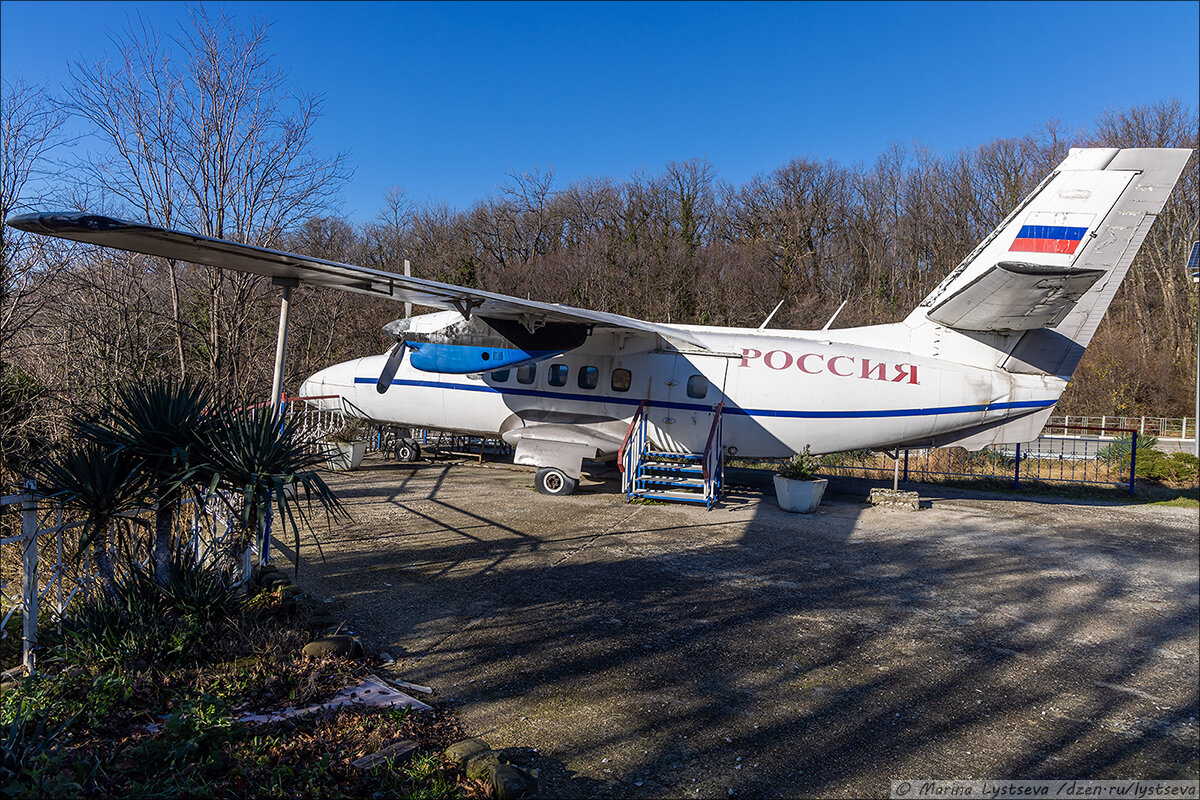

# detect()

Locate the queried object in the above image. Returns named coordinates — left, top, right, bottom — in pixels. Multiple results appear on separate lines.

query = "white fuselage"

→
left=300, top=323, right=1064, bottom=459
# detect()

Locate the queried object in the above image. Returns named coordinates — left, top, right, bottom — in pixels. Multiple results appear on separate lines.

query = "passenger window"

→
left=548, top=364, right=568, bottom=387
left=516, top=364, right=536, bottom=385
left=578, top=366, right=598, bottom=390
left=611, top=368, right=632, bottom=392
left=491, top=369, right=510, bottom=382
left=687, top=374, right=708, bottom=398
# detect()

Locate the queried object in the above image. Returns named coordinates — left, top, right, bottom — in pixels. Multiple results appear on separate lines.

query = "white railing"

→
left=1046, top=415, right=1195, bottom=440
left=1, top=483, right=263, bottom=675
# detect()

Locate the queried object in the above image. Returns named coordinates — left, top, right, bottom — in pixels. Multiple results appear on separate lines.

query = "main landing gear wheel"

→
left=535, top=467, right=578, bottom=496
left=395, top=441, right=420, bottom=462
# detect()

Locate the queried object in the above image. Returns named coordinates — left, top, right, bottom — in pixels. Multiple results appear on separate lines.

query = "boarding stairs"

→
left=620, top=401, right=725, bottom=509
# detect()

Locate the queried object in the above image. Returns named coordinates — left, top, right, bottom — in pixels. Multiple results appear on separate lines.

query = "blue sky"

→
left=2, top=1, right=1198, bottom=222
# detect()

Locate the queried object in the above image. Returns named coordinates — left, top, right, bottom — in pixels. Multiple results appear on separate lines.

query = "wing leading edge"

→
left=5, top=212, right=707, bottom=349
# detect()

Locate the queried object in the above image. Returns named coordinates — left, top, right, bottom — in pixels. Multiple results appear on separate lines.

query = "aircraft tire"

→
left=395, top=441, right=420, bottom=462
left=535, top=467, right=578, bottom=496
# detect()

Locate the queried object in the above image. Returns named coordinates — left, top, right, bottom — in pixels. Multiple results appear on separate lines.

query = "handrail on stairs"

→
left=618, top=399, right=650, bottom=472
left=701, top=402, right=725, bottom=482
left=619, top=400, right=650, bottom=499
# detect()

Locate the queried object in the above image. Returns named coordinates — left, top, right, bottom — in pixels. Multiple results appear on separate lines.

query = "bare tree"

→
left=1, top=80, right=70, bottom=481
left=64, top=6, right=350, bottom=397
left=1, top=79, right=69, bottom=357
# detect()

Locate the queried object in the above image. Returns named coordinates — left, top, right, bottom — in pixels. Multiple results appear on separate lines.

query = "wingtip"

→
left=4, top=211, right=135, bottom=235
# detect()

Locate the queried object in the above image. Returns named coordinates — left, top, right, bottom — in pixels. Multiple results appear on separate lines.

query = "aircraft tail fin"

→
left=906, top=147, right=1193, bottom=379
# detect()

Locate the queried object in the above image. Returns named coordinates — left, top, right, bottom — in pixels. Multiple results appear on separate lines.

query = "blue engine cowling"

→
left=405, top=341, right=560, bottom=374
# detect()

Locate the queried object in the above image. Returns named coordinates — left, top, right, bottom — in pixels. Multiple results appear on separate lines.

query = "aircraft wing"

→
left=5, top=212, right=707, bottom=348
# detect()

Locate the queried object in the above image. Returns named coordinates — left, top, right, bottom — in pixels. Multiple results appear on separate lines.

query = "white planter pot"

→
left=773, top=475, right=828, bottom=513
left=327, top=440, right=367, bottom=470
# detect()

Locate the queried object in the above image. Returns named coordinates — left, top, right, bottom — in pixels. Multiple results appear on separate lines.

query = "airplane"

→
left=7, top=147, right=1193, bottom=498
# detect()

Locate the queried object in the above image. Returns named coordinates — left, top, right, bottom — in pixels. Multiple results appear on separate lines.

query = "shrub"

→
left=1097, top=434, right=1158, bottom=463
left=62, top=549, right=240, bottom=667
left=778, top=446, right=822, bottom=480
left=1135, top=449, right=1199, bottom=484
left=1097, top=436, right=1198, bottom=484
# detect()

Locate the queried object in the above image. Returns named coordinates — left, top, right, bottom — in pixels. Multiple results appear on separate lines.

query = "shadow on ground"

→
left=290, top=455, right=1199, bottom=798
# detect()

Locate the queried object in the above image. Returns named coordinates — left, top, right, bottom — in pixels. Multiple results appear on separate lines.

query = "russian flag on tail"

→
left=1009, top=224, right=1088, bottom=254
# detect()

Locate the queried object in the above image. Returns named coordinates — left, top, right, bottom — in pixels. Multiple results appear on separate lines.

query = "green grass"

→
left=1145, top=496, right=1200, bottom=508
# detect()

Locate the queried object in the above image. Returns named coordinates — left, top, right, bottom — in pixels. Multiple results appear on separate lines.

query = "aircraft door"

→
left=646, top=353, right=728, bottom=454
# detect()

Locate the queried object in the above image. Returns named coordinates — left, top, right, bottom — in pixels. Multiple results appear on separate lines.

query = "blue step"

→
left=637, top=476, right=705, bottom=490
left=636, top=491, right=711, bottom=505
left=644, top=451, right=701, bottom=461
left=640, top=463, right=703, bottom=475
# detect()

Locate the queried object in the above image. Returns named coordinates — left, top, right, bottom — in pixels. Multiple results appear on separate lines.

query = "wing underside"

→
left=6, top=212, right=707, bottom=349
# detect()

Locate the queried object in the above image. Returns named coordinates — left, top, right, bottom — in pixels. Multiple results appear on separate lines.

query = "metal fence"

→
left=1, top=484, right=267, bottom=676
left=820, top=427, right=1139, bottom=494
left=282, top=395, right=510, bottom=461
left=1047, top=415, right=1194, bottom=440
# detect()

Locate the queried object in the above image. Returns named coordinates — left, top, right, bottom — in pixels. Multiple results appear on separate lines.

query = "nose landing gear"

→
left=535, top=466, right=578, bottom=496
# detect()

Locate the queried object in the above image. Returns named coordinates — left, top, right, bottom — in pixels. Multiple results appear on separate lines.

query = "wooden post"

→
left=20, top=481, right=38, bottom=674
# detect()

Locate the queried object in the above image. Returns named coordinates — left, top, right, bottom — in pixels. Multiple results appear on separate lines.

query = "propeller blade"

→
left=376, top=342, right=407, bottom=394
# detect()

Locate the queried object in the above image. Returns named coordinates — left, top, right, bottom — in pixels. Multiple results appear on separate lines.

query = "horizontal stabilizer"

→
left=926, top=262, right=1105, bottom=332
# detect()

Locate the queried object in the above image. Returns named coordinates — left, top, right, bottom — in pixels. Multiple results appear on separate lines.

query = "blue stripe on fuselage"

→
left=354, top=377, right=1055, bottom=419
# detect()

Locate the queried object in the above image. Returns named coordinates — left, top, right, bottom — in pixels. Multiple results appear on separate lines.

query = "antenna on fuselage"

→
left=756, top=299, right=785, bottom=332
left=821, top=299, right=849, bottom=331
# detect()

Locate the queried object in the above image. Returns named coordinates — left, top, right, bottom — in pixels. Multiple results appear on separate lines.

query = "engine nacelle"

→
left=382, top=311, right=589, bottom=374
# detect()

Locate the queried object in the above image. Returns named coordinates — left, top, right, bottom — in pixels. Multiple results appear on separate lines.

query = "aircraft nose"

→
left=298, top=360, right=359, bottom=408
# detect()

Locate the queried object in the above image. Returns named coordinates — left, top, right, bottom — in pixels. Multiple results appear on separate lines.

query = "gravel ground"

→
left=288, top=454, right=1199, bottom=798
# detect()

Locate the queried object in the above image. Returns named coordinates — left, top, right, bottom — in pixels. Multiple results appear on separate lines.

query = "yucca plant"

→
left=198, top=405, right=345, bottom=574
left=62, top=544, right=241, bottom=666
left=73, top=378, right=214, bottom=585
left=36, top=443, right=149, bottom=593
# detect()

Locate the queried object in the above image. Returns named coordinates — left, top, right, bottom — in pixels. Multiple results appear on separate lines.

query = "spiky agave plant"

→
left=74, top=378, right=214, bottom=585
left=36, top=443, right=149, bottom=592
left=198, top=405, right=345, bottom=574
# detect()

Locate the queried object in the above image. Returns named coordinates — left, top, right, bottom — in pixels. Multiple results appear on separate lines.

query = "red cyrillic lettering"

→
left=828, top=355, right=854, bottom=377
left=740, top=348, right=761, bottom=368
left=797, top=353, right=823, bottom=374
left=860, top=359, right=888, bottom=380
left=764, top=350, right=793, bottom=370
left=892, top=364, right=919, bottom=384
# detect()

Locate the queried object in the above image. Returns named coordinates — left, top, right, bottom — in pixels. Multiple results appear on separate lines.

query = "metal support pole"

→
left=20, top=481, right=38, bottom=675
left=892, top=452, right=900, bottom=491
left=1129, top=431, right=1138, bottom=495
left=903, top=450, right=909, bottom=482
left=269, top=277, right=299, bottom=416
left=1013, top=443, right=1021, bottom=491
